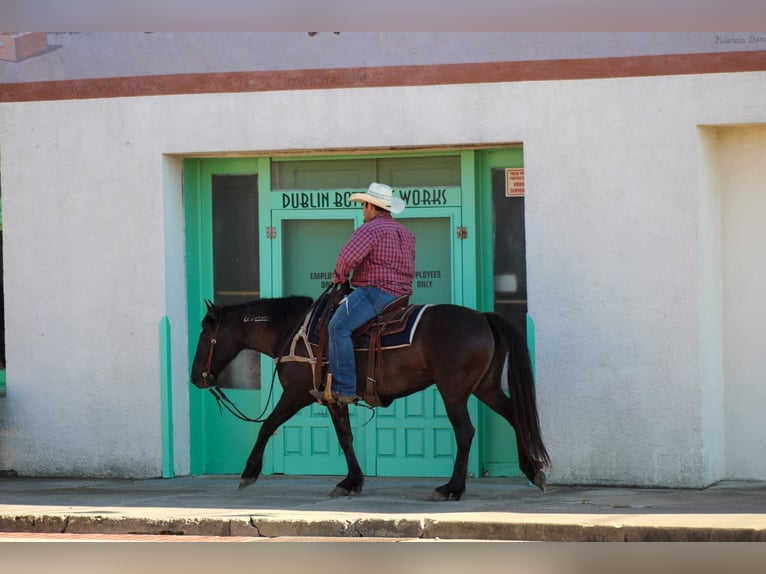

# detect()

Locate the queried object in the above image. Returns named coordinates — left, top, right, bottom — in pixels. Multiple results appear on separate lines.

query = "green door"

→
left=374, top=208, right=474, bottom=477
left=477, top=148, right=526, bottom=477
left=267, top=210, right=373, bottom=475
left=187, top=155, right=485, bottom=478
left=186, top=158, right=267, bottom=475
left=267, top=201, right=477, bottom=477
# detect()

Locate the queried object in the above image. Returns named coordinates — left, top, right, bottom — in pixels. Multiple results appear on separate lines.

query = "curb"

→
left=3, top=514, right=765, bottom=542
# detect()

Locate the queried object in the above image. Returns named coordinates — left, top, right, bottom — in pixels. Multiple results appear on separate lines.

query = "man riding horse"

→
left=310, top=182, right=416, bottom=406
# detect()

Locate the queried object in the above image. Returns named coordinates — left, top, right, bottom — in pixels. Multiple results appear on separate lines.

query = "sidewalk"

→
left=1, top=474, right=765, bottom=542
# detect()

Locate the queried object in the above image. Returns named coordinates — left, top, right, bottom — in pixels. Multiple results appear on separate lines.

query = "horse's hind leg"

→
left=473, top=385, right=544, bottom=490
left=326, top=403, right=364, bottom=497
left=240, top=393, right=312, bottom=489
left=431, top=396, right=474, bottom=501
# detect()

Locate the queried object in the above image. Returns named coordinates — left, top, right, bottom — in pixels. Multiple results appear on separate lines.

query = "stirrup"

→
left=309, top=388, right=360, bottom=406
left=309, top=372, right=336, bottom=404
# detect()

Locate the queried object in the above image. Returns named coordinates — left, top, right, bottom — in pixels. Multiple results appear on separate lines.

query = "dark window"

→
left=492, top=168, right=527, bottom=339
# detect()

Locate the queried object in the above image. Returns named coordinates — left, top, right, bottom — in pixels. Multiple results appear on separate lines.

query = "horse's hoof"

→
left=329, top=486, right=351, bottom=498
left=428, top=490, right=450, bottom=502
left=239, top=477, right=256, bottom=490
left=533, top=470, right=546, bottom=492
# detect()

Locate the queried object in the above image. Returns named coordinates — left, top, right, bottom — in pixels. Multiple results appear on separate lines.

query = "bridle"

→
left=200, top=320, right=221, bottom=387
left=197, top=284, right=368, bottom=424
left=198, top=309, right=272, bottom=423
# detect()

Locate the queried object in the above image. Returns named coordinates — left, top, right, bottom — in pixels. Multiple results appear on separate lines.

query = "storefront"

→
left=184, top=149, right=529, bottom=478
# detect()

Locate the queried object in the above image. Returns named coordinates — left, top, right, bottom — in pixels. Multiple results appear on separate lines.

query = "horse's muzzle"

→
left=191, top=372, right=216, bottom=389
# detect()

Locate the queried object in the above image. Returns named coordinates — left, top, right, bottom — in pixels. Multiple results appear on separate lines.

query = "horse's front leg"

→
left=239, top=391, right=312, bottom=489
left=431, top=396, right=474, bottom=501
left=326, top=403, right=364, bottom=497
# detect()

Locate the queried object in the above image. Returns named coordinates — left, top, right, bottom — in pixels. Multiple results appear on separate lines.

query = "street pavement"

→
left=1, top=474, right=765, bottom=542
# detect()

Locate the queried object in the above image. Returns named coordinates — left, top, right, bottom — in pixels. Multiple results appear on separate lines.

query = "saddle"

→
left=302, top=286, right=425, bottom=406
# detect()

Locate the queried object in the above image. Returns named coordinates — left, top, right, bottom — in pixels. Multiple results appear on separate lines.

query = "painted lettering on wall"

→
left=415, top=269, right=441, bottom=289
left=280, top=189, right=449, bottom=210
left=307, top=269, right=443, bottom=289
left=282, top=192, right=332, bottom=209
left=310, top=270, right=335, bottom=288
left=397, top=189, right=448, bottom=207
left=714, top=34, right=766, bottom=45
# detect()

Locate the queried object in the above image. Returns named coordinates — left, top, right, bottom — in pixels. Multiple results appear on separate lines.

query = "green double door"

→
left=269, top=206, right=474, bottom=477
left=186, top=158, right=479, bottom=477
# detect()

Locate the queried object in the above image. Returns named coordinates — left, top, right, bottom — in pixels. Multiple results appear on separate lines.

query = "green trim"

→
left=159, top=316, right=174, bottom=478
left=459, top=151, right=478, bottom=310
left=527, top=313, right=536, bottom=379
left=459, top=151, right=480, bottom=476
left=475, top=148, right=526, bottom=478
left=184, top=158, right=205, bottom=474
left=185, top=158, right=263, bottom=475
left=257, top=157, right=273, bottom=299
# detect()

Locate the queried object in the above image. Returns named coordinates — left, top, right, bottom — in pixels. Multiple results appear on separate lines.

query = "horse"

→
left=190, top=294, right=550, bottom=501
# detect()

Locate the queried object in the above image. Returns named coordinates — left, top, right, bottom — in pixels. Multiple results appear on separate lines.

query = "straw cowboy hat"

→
left=349, top=182, right=405, bottom=214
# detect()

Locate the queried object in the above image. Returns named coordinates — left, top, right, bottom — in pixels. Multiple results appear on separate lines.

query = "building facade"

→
left=1, top=33, right=765, bottom=487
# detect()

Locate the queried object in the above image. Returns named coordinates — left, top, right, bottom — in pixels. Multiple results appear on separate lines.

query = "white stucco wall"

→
left=1, top=69, right=764, bottom=484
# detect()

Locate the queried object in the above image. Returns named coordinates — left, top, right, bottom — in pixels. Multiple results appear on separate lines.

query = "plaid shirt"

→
left=333, top=213, right=416, bottom=297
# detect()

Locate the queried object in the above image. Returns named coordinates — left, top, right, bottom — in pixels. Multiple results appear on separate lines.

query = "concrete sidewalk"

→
left=1, top=474, right=765, bottom=541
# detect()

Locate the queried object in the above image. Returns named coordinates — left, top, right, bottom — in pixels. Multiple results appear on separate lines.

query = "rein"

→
left=204, top=284, right=338, bottom=423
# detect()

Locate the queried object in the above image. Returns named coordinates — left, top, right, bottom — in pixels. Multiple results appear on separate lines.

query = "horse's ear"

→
left=204, top=299, right=214, bottom=311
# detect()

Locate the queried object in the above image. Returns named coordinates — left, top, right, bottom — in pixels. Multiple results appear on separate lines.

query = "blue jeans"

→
left=328, top=286, right=396, bottom=396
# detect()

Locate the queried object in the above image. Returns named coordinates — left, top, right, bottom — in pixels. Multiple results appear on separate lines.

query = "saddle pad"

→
left=306, top=296, right=429, bottom=350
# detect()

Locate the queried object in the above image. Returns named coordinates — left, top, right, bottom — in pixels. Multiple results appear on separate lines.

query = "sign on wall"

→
left=505, top=168, right=525, bottom=197
left=274, top=187, right=462, bottom=210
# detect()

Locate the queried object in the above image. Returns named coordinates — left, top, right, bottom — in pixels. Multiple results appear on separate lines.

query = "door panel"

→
left=376, top=208, right=471, bottom=477
left=187, top=159, right=263, bottom=475
left=477, top=149, right=525, bottom=477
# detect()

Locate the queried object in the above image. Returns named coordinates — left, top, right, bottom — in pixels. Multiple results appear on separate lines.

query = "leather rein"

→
left=202, top=285, right=336, bottom=423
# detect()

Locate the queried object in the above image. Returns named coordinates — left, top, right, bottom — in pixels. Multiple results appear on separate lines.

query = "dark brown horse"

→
left=190, top=295, right=549, bottom=501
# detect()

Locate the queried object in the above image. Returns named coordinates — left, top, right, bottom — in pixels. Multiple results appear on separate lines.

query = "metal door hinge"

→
left=456, top=226, right=468, bottom=240
left=266, top=226, right=277, bottom=239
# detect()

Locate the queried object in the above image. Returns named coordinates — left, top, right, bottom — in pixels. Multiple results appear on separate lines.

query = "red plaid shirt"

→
left=333, top=213, right=416, bottom=297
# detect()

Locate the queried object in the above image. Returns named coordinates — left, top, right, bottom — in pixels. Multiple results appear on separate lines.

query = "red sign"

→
left=505, top=168, right=525, bottom=197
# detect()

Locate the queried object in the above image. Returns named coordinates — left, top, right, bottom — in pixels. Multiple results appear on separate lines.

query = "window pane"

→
left=272, top=156, right=461, bottom=190
left=212, top=175, right=260, bottom=305
left=211, top=174, right=260, bottom=389
left=492, top=168, right=527, bottom=339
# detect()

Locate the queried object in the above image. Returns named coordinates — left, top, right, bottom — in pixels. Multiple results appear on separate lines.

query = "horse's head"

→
left=190, top=300, right=244, bottom=388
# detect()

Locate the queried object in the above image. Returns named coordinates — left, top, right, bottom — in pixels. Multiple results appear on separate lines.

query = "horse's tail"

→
left=484, top=312, right=550, bottom=468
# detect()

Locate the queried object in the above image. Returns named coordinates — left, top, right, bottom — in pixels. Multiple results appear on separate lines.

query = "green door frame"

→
left=185, top=157, right=266, bottom=474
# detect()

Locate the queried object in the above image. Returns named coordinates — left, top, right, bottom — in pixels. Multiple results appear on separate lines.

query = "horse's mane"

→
left=217, top=296, right=313, bottom=323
